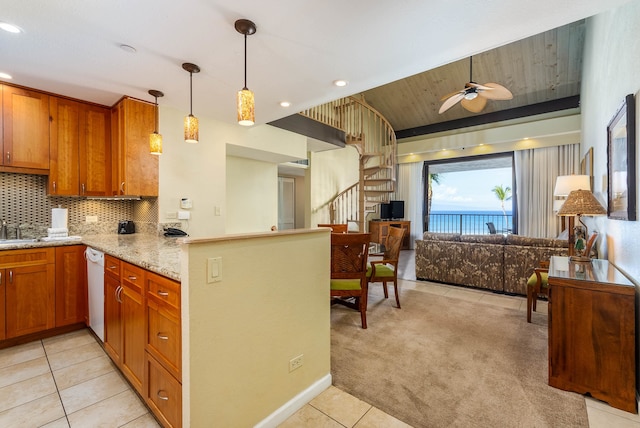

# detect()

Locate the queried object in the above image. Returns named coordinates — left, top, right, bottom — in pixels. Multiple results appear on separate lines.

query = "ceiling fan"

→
left=438, top=56, right=513, bottom=114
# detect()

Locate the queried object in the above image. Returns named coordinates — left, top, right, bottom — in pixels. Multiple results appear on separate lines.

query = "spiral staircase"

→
left=300, top=96, right=397, bottom=231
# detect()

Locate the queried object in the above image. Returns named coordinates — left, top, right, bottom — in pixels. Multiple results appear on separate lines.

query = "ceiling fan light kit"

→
left=439, top=56, right=513, bottom=114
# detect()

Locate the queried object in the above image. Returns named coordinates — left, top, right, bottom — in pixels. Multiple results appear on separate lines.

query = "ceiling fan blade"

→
left=440, top=89, right=464, bottom=102
left=467, top=82, right=492, bottom=91
left=461, top=96, right=487, bottom=113
left=478, top=82, right=513, bottom=100
left=438, top=93, right=465, bottom=114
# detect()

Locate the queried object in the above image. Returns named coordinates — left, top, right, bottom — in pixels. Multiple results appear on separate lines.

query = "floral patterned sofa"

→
left=415, top=232, right=569, bottom=295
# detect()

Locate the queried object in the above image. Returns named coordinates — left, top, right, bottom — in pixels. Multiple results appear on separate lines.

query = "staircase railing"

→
left=300, top=96, right=396, bottom=231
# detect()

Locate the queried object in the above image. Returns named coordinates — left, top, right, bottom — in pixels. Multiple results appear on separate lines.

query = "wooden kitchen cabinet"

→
left=110, top=97, right=157, bottom=196
left=49, top=97, right=111, bottom=196
left=1, top=85, right=50, bottom=172
left=55, top=245, right=87, bottom=327
left=0, top=248, right=55, bottom=339
left=104, top=257, right=122, bottom=365
left=146, top=271, right=182, bottom=428
left=103, top=254, right=146, bottom=395
left=0, top=268, right=5, bottom=341
left=548, top=256, right=636, bottom=413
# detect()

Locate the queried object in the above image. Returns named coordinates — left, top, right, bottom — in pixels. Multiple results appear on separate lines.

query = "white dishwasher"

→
left=85, top=247, right=105, bottom=342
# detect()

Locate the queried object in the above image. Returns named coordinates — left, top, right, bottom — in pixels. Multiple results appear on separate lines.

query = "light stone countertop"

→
left=81, top=234, right=181, bottom=281
left=0, top=234, right=182, bottom=281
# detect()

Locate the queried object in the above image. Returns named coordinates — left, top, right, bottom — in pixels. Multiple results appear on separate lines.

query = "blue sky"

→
left=431, top=167, right=513, bottom=212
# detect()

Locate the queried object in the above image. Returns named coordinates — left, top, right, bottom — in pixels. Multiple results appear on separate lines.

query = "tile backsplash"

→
left=0, top=172, right=159, bottom=237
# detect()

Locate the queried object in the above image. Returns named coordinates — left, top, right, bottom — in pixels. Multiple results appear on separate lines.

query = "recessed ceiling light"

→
left=0, top=72, right=12, bottom=79
left=119, top=44, right=137, bottom=53
left=333, top=80, right=348, bottom=87
left=280, top=101, right=291, bottom=108
left=0, top=22, right=23, bottom=34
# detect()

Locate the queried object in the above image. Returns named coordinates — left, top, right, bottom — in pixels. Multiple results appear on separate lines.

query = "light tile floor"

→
left=0, top=277, right=638, bottom=427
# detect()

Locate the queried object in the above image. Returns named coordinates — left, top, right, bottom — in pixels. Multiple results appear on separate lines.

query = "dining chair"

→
left=367, top=226, right=405, bottom=308
left=330, top=232, right=371, bottom=329
left=318, top=223, right=348, bottom=233
left=526, top=260, right=550, bottom=323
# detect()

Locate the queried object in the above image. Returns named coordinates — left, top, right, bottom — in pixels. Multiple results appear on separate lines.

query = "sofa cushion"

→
left=459, top=234, right=505, bottom=244
left=506, top=234, right=568, bottom=248
left=422, top=232, right=461, bottom=241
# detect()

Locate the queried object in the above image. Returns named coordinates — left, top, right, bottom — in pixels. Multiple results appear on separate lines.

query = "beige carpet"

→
left=331, top=284, right=589, bottom=428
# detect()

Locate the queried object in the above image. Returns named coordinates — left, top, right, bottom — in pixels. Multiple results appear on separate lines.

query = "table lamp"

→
left=553, top=175, right=591, bottom=255
left=557, top=189, right=606, bottom=261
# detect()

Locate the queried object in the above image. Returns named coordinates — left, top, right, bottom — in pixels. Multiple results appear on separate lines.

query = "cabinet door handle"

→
left=108, top=265, right=117, bottom=270
left=53, top=181, right=57, bottom=192
left=115, top=285, right=123, bottom=303
left=81, top=183, right=85, bottom=195
left=157, top=333, right=169, bottom=340
left=9, top=270, right=13, bottom=284
left=120, top=181, right=125, bottom=193
left=157, top=290, right=169, bottom=297
left=128, top=275, right=137, bottom=281
left=6, top=152, right=10, bottom=163
left=157, top=390, right=169, bottom=401
left=0, top=271, right=2, bottom=285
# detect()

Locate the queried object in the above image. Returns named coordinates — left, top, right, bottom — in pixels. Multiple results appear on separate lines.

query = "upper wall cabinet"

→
left=50, top=97, right=111, bottom=196
left=1, top=85, right=50, bottom=172
left=111, top=98, right=158, bottom=197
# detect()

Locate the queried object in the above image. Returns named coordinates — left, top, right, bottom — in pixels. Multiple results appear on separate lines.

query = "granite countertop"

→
left=0, top=234, right=182, bottom=281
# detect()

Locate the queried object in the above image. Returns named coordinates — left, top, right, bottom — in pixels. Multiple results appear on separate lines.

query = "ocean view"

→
left=429, top=211, right=513, bottom=234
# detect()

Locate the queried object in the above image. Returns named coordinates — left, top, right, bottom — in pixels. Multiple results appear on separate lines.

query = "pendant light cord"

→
left=154, top=96, right=159, bottom=133
left=189, top=71, right=193, bottom=115
left=469, top=56, right=473, bottom=81
left=243, top=34, right=248, bottom=90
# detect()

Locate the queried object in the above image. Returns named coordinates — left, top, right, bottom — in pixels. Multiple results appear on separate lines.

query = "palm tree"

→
left=491, top=184, right=512, bottom=230
left=426, top=173, right=441, bottom=230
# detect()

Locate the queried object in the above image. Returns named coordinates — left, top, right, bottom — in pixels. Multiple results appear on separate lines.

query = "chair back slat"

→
left=331, top=233, right=370, bottom=279
left=384, top=227, right=405, bottom=260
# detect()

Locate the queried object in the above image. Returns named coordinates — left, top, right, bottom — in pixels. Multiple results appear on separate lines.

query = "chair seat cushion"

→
left=330, top=279, right=362, bottom=291
left=527, top=272, right=548, bottom=289
left=366, top=262, right=395, bottom=278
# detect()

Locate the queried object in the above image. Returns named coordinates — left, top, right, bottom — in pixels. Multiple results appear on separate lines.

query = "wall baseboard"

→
left=254, top=373, right=332, bottom=428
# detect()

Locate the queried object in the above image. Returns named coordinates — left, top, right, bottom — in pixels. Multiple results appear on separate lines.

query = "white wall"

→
left=226, top=156, right=278, bottom=233
left=582, top=0, right=640, bottom=283
left=309, top=147, right=360, bottom=226
left=157, top=106, right=306, bottom=237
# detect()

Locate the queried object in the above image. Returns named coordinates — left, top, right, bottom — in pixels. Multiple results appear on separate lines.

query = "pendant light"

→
left=235, top=19, right=256, bottom=126
left=148, top=89, right=164, bottom=155
left=182, top=62, right=201, bottom=143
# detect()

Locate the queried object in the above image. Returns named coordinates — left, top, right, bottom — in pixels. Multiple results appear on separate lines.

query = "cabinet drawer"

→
left=122, top=262, right=144, bottom=294
left=147, top=300, right=181, bottom=378
left=147, top=272, right=180, bottom=313
left=0, top=248, right=55, bottom=268
left=104, top=255, right=121, bottom=278
left=146, top=354, right=182, bottom=428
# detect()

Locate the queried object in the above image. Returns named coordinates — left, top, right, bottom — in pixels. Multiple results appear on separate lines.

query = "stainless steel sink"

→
left=0, top=238, right=39, bottom=245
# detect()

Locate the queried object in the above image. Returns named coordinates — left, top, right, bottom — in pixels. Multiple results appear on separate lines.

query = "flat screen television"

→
left=380, top=200, right=404, bottom=220
left=390, top=200, right=404, bottom=219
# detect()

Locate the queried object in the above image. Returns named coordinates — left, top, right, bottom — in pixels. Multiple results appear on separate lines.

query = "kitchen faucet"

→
left=0, top=220, right=7, bottom=240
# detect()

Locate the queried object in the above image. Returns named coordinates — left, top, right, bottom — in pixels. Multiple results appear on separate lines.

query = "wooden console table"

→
left=548, top=256, right=636, bottom=413
left=368, top=220, right=411, bottom=250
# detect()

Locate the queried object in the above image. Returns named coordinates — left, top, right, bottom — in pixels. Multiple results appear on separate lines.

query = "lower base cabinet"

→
left=146, top=354, right=182, bottom=428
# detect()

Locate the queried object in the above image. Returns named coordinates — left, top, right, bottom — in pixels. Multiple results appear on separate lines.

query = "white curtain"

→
left=391, top=162, right=424, bottom=249
left=515, top=144, right=580, bottom=238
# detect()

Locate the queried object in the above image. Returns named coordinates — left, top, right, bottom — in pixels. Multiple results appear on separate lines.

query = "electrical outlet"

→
left=178, top=210, right=190, bottom=220
left=289, top=354, right=304, bottom=372
left=166, top=212, right=177, bottom=219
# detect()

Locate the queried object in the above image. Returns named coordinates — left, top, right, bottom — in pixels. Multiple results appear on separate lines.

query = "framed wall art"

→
left=607, top=94, right=636, bottom=221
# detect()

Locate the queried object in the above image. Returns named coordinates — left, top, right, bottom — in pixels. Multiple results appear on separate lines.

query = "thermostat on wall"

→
left=180, top=198, right=192, bottom=209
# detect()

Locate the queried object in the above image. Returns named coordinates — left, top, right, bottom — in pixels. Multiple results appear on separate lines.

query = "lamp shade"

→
left=149, top=132, right=163, bottom=155
left=557, top=190, right=606, bottom=216
left=237, top=88, right=255, bottom=126
left=184, top=114, right=199, bottom=144
left=553, top=175, right=591, bottom=196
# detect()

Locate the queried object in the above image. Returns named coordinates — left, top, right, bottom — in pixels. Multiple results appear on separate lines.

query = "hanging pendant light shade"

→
left=235, top=19, right=256, bottom=126
left=182, top=62, right=201, bottom=143
left=148, top=89, right=164, bottom=155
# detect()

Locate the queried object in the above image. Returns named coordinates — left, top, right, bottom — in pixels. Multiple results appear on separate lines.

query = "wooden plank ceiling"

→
left=358, top=20, right=585, bottom=135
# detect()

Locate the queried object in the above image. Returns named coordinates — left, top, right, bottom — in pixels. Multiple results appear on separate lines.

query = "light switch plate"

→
left=207, top=257, right=222, bottom=283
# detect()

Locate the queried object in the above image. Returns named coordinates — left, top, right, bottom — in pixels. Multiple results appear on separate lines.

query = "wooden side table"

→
left=547, top=256, right=636, bottom=413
